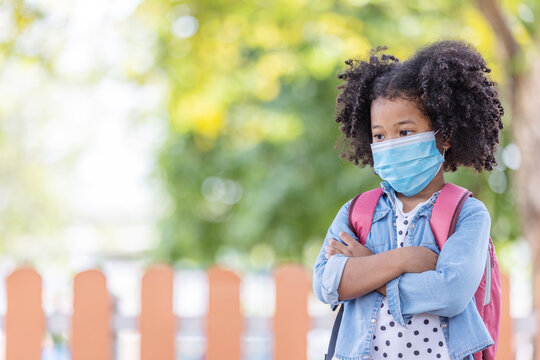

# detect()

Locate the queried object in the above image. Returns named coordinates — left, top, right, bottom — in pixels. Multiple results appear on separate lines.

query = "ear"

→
left=442, top=140, right=451, bottom=151
left=436, top=138, right=451, bottom=156
left=434, top=130, right=450, bottom=150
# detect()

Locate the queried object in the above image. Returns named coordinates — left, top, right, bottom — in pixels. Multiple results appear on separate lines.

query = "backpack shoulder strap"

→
left=348, top=187, right=383, bottom=245
left=431, top=183, right=472, bottom=249
left=329, top=190, right=381, bottom=313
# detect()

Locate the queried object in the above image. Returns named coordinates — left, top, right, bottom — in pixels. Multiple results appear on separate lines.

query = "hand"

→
left=401, top=246, right=439, bottom=273
left=325, top=231, right=374, bottom=259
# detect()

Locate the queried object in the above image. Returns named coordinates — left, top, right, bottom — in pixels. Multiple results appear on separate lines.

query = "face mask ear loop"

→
left=441, top=147, right=451, bottom=165
left=434, top=130, right=447, bottom=159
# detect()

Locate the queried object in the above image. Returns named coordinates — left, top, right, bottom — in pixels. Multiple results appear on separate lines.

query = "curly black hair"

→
left=334, top=39, right=504, bottom=172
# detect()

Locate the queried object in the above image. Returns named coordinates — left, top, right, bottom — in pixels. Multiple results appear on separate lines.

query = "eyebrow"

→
left=372, top=119, right=416, bottom=129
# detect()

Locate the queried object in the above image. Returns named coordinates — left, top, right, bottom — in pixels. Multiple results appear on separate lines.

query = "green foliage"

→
left=140, top=0, right=522, bottom=268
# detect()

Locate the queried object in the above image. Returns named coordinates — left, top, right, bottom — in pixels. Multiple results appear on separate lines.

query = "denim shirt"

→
left=312, top=181, right=494, bottom=360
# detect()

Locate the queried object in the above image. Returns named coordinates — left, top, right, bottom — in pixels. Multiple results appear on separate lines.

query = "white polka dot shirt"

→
left=369, top=195, right=451, bottom=360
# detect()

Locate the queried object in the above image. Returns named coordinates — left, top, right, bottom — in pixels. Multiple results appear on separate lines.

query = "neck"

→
left=396, top=168, right=446, bottom=203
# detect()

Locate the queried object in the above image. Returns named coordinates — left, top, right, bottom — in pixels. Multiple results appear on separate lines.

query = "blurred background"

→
left=0, top=0, right=538, bottom=359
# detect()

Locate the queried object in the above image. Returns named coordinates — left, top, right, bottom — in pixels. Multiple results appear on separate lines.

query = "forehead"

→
left=370, top=97, right=429, bottom=128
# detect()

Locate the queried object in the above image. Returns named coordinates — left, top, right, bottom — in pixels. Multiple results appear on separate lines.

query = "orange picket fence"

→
left=1, top=264, right=515, bottom=359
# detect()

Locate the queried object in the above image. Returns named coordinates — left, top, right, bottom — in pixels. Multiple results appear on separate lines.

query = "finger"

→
left=325, top=247, right=341, bottom=259
left=338, top=231, right=357, bottom=246
left=325, top=243, right=342, bottom=259
left=329, top=238, right=348, bottom=253
left=325, top=249, right=343, bottom=259
left=328, top=238, right=343, bottom=250
left=326, top=245, right=342, bottom=255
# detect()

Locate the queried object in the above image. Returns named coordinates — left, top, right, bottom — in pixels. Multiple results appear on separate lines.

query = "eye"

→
left=373, top=134, right=384, bottom=141
left=400, top=130, right=413, bottom=136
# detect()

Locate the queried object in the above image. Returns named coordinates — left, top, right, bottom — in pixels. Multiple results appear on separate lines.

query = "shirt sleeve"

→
left=312, top=199, right=358, bottom=306
left=386, top=197, right=492, bottom=325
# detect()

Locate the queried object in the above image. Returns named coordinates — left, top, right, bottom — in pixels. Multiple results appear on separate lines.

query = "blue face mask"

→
left=370, top=130, right=445, bottom=197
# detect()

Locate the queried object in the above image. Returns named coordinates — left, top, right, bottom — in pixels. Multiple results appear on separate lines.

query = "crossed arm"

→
left=328, top=231, right=438, bottom=300
left=312, top=200, right=437, bottom=305
left=313, top=198, right=491, bottom=324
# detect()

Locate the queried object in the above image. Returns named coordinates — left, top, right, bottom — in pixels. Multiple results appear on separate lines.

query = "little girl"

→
left=312, top=39, right=504, bottom=360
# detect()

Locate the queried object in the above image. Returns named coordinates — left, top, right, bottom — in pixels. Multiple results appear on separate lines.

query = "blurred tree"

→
left=0, top=2, right=64, bottom=254
left=138, top=0, right=526, bottom=268
left=475, top=0, right=540, bottom=312
left=0, top=1, right=166, bottom=264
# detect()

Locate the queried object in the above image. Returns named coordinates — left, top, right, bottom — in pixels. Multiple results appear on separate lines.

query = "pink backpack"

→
left=348, top=183, right=501, bottom=359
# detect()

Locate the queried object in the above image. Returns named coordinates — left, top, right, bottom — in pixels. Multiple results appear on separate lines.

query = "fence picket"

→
left=496, top=271, right=514, bottom=360
left=274, top=264, right=310, bottom=360
left=140, top=264, right=176, bottom=360
left=533, top=275, right=540, bottom=360
left=206, top=266, right=242, bottom=360
left=72, top=269, right=112, bottom=360
left=5, top=267, right=44, bottom=360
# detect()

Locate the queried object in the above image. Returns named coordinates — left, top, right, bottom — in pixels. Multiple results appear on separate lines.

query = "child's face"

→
left=370, top=97, right=432, bottom=143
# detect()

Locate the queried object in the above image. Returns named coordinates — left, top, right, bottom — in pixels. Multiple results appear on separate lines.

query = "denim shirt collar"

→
left=379, top=180, right=442, bottom=217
